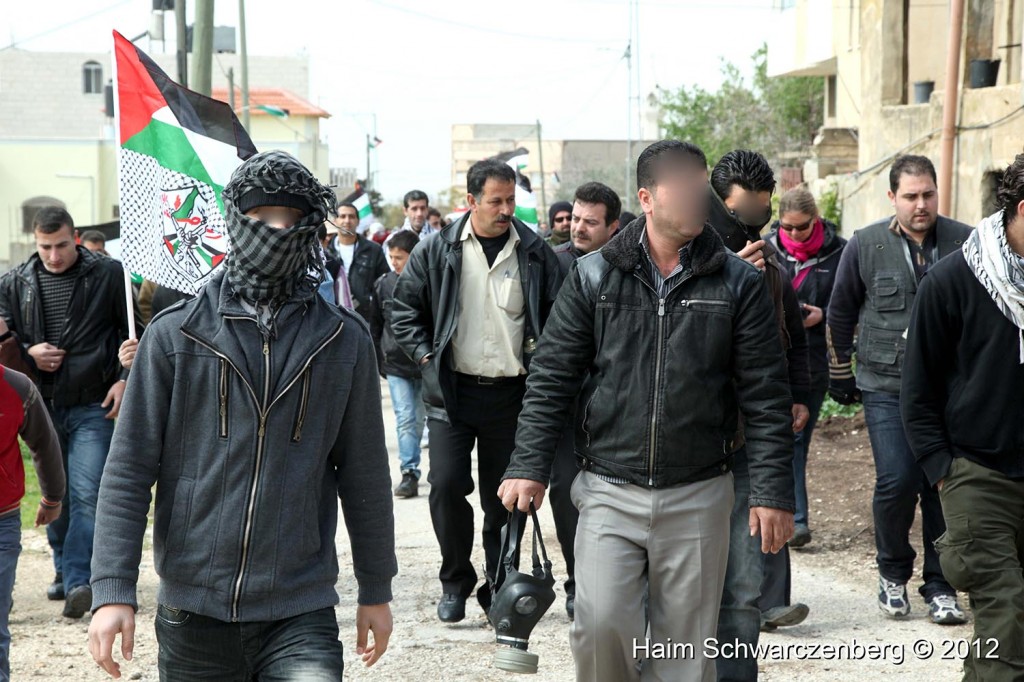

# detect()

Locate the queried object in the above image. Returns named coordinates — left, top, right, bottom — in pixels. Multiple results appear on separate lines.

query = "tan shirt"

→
left=451, top=218, right=527, bottom=377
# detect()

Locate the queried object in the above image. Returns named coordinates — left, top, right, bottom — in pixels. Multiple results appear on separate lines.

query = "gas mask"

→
left=488, top=503, right=557, bottom=674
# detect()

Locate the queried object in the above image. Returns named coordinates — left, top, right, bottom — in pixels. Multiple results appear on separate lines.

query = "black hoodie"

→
left=707, top=187, right=811, bottom=404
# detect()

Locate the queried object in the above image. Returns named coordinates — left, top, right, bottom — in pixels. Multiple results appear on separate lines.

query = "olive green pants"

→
left=937, top=457, right=1024, bottom=682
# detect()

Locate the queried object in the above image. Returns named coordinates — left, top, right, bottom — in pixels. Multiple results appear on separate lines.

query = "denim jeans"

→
left=154, top=605, right=343, bottom=681
left=862, top=390, right=952, bottom=599
left=386, top=375, right=424, bottom=479
left=716, top=447, right=764, bottom=682
left=793, top=389, right=827, bottom=528
left=0, top=514, right=21, bottom=682
left=45, top=402, right=115, bottom=591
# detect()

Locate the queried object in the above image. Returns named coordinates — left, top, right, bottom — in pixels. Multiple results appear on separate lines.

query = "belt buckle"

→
left=477, top=375, right=498, bottom=385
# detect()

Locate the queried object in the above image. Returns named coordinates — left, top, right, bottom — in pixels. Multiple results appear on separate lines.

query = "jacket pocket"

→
left=166, top=478, right=194, bottom=554
left=871, top=273, right=905, bottom=312
left=291, top=368, right=312, bottom=443
left=858, top=325, right=904, bottom=373
left=218, top=359, right=229, bottom=439
left=580, top=386, right=600, bottom=448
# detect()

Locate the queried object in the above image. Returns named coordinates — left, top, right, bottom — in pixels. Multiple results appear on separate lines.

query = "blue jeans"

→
left=793, top=389, right=826, bottom=528
left=154, top=605, right=343, bottom=681
left=716, top=448, right=764, bottom=682
left=862, top=390, right=952, bottom=599
left=386, top=376, right=424, bottom=479
left=45, top=402, right=115, bottom=591
left=0, top=514, right=21, bottom=682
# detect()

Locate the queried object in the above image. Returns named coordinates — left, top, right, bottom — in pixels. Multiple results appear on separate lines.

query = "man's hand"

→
left=738, top=240, right=766, bottom=271
left=498, top=478, right=547, bottom=513
left=28, top=343, right=65, bottom=373
left=802, top=304, right=823, bottom=328
left=937, top=478, right=944, bottom=492
left=35, top=501, right=61, bottom=527
left=355, top=604, right=393, bottom=667
left=101, top=381, right=126, bottom=419
left=749, top=507, right=794, bottom=554
left=118, top=339, right=139, bottom=370
left=88, top=604, right=135, bottom=679
left=827, top=375, right=861, bottom=406
left=792, top=404, right=810, bottom=433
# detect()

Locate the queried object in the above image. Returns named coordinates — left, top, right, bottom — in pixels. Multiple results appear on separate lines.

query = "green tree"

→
left=658, top=43, right=823, bottom=167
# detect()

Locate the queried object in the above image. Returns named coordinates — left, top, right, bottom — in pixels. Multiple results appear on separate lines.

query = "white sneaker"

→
left=928, top=593, right=968, bottom=625
left=878, top=576, right=911, bottom=618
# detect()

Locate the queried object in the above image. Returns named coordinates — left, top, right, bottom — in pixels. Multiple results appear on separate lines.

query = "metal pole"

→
left=175, top=0, right=188, bottom=87
left=227, top=67, right=235, bottom=110
left=938, top=0, right=965, bottom=216
left=536, top=120, right=547, bottom=221
left=239, top=0, right=250, bottom=131
left=366, top=134, right=372, bottom=189
left=190, top=0, right=213, bottom=96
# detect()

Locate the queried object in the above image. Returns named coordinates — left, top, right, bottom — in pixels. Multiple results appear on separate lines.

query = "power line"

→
left=0, top=0, right=134, bottom=52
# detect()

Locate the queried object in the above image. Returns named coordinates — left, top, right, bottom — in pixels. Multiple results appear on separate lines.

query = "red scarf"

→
left=780, top=219, right=825, bottom=289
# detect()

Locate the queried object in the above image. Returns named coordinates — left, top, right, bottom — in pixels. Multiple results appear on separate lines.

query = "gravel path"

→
left=8, top=384, right=971, bottom=680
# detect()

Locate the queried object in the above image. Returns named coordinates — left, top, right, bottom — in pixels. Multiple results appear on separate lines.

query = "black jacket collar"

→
left=600, top=214, right=728, bottom=278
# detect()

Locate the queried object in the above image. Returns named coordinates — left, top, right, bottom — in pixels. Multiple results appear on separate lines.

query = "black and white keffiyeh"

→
left=963, top=211, right=1024, bottom=362
left=221, top=150, right=334, bottom=311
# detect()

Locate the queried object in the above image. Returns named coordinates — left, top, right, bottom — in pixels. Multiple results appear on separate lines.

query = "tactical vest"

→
left=855, top=216, right=970, bottom=393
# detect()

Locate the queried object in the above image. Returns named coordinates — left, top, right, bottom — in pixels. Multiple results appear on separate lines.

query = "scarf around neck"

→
left=220, top=151, right=334, bottom=319
left=963, top=211, right=1024, bottom=362
left=780, top=218, right=825, bottom=289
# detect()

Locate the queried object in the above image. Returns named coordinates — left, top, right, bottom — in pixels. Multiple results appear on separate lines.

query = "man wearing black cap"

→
left=546, top=201, right=573, bottom=247
left=88, top=151, right=397, bottom=679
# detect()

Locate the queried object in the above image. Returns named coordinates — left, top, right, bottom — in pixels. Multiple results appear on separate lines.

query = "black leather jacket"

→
left=503, top=217, right=795, bottom=509
left=369, top=271, right=420, bottom=379
left=326, top=236, right=389, bottom=320
left=0, top=248, right=140, bottom=406
left=390, top=214, right=563, bottom=422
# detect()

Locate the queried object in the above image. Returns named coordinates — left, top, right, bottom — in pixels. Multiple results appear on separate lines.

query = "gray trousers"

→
left=570, top=470, right=734, bottom=682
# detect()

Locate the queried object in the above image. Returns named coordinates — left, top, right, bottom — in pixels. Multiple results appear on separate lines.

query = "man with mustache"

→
left=828, top=155, right=970, bottom=625
left=390, top=158, right=563, bottom=623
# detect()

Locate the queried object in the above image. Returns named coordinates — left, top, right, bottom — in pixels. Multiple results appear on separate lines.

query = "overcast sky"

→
left=5, top=0, right=780, bottom=202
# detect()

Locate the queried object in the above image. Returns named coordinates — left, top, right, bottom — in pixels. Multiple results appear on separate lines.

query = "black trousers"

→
left=548, top=415, right=580, bottom=597
left=428, top=375, right=526, bottom=597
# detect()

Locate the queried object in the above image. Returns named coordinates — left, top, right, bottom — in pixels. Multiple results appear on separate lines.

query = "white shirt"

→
left=333, top=238, right=356, bottom=272
left=450, top=218, right=526, bottom=378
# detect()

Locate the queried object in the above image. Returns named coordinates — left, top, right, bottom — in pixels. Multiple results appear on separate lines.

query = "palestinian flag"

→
left=337, top=185, right=374, bottom=234
left=113, top=30, right=256, bottom=295
left=500, top=151, right=538, bottom=231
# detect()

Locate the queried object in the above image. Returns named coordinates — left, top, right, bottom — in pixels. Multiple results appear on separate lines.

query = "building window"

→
left=83, top=61, right=103, bottom=94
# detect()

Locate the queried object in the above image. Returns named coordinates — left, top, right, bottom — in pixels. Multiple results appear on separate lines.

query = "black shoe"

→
left=63, top=585, right=92, bottom=619
left=761, top=603, right=810, bottom=630
left=394, top=472, right=419, bottom=499
left=566, top=593, right=575, bottom=621
left=47, top=573, right=64, bottom=601
left=437, top=593, right=466, bottom=623
left=789, top=525, right=812, bottom=548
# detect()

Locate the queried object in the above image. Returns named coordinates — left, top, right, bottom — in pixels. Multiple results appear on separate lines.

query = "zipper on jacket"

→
left=680, top=299, right=730, bottom=309
left=291, top=368, right=311, bottom=443
left=218, top=359, right=229, bottom=439
left=648, top=297, right=666, bottom=486
left=230, top=333, right=273, bottom=621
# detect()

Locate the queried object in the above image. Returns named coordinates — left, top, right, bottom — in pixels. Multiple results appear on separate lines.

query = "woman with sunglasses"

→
left=766, top=186, right=847, bottom=549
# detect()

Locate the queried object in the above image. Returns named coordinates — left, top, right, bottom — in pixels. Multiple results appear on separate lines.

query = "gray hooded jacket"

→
left=90, top=267, right=397, bottom=622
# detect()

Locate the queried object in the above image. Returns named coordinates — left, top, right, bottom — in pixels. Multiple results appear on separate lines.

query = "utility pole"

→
left=191, top=0, right=214, bottom=96
left=938, top=0, right=965, bottom=216
left=239, top=0, right=250, bottom=131
left=536, top=119, right=547, bottom=222
left=227, top=67, right=235, bottom=110
left=366, top=134, right=372, bottom=189
left=174, top=0, right=187, bottom=87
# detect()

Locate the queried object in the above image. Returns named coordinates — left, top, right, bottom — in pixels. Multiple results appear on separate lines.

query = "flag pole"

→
left=112, top=31, right=137, bottom=341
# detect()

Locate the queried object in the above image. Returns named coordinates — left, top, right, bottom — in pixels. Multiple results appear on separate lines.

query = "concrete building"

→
left=0, top=48, right=328, bottom=269
left=769, top=0, right=1024, bottom=233
left=450, top=124, right=657, bottom=216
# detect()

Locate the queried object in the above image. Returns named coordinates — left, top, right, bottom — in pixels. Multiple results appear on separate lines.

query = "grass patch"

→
left=19, top=440, right=42, bottom=530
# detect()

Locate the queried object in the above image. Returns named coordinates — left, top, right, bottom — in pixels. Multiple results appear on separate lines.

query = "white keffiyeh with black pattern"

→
left=963, top=211, right=1024, bottom=363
